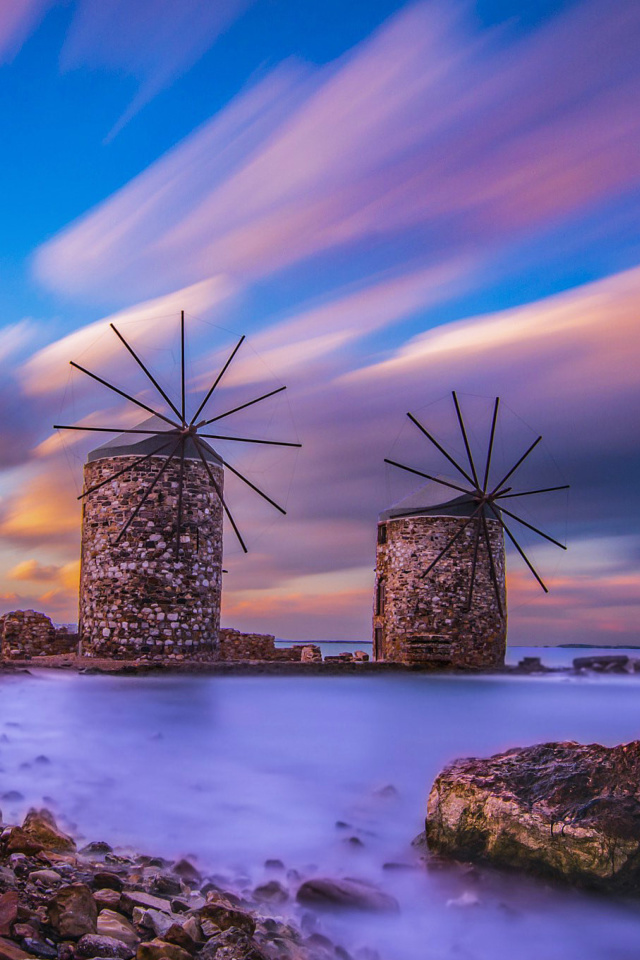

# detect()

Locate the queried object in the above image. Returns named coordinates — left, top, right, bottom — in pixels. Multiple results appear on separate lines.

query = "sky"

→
left=0, top=0, right=638, bottom=645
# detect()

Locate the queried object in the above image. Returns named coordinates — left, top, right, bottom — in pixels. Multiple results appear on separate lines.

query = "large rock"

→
left=426, top=739, right=640, bottom=892
left=47, top=884, right=98, bottom=938
left=194, top=900, right=255, bottom=936
left=96, top=910, right=139, bottom=947
left=76, top=934, right=135, bottom=960
left=296, top=878, right=399, bottom=913
left=6, top=810, right=76, bottom=856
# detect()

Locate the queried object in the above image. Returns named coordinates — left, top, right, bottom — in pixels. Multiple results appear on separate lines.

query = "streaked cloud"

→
left=0, top=0, right=52, bottom=63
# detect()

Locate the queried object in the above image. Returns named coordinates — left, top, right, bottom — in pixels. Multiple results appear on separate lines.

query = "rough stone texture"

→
left=79, top=455, right=224, bottom=660
left=0, top=611, right=77, bottom=660
left=47, top=884, right=98, bottom=938
left=372, top=515, right=506, bottom=669
left=5, top=810, right=76, bottom=856
left=296, top=878, right=399, bottom=913
left=218, top=630, right=321, bottom=663
left=426, top=740, right=640, bottom=892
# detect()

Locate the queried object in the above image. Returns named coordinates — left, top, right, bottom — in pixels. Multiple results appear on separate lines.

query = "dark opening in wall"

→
left=375, top=579, right=386, bottom=616
left=377, top=523, right=387, bottom=544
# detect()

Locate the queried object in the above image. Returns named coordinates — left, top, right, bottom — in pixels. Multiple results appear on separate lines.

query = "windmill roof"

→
left=379, top=481, right=500, bottom=522
left=86, top=416, right=222, bottom=465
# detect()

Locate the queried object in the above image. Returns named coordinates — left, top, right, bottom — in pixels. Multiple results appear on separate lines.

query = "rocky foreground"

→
left=425, top=740, right=640, bottom=893
left=0, top=809, right=389, bottom=960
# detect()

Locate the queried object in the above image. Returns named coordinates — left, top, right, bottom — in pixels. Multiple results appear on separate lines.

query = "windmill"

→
left=54, top=311, right=301, bottom=660
left=373, top=392, right=568, bottom=668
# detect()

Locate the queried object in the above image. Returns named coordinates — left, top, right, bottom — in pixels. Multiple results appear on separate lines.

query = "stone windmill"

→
left=373, top=393, right=568, bottom=669
left=54, top=312, right=300, bottom=660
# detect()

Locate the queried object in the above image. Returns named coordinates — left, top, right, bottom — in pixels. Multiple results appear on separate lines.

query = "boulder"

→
left=76, top=934, right=135, bottom=960
left=252, top=881, right=288, bottom=904
left=47, top=884, right=97, bottom=938
left=295, top=878, right=399, bottom=913
left=136, top=940, right=190, bottom=960
left=93, top=889, right=122, bottom=911
left=573, top=655, right=629, bottom=673
left=194, top=900, right=255, bottom=936
left=0, top=892, right=18, bottom=937
left=7, top=811, right=76, bottom=856
left=426, top=739, right=640, bottom=892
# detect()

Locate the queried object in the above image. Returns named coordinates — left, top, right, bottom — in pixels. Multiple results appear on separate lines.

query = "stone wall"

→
left=79, top=454, right=223, bottom=660
left=0, top=610, right=78, bottom=659
left=373, top=515, right=506, bottom=670
left=218, top=628, right=322, bottom=662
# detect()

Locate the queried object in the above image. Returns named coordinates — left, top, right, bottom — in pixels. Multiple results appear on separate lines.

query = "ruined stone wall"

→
left=0, top=610, right=77, bottom=659
left=218, top=628, right=322, bottom=662
left=79, top=454, right=223, bottom=660
left=373, top=515, right=506, bottom=669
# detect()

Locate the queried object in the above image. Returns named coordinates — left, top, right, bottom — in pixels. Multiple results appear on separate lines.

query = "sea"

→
left=2, top=651, right=640, bottom=960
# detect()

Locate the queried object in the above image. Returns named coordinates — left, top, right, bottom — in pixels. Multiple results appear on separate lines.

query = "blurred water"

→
left=2, top=669, right=640, bottom=960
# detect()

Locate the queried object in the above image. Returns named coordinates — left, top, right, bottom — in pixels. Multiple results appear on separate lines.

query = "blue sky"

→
left=0, top=0, right=638, bottom=643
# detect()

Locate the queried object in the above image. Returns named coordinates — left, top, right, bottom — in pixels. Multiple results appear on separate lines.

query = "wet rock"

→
left=91, top=876, right=123, bottom=894
left=147, top=879, right=181, bottom=900
left=135, top=911, right=174, bottom=940
left=29, top=871, right=61, bottom=888
left=75, top=935, right=135, bottom=960
left=170, top=863, right=199, bottom=886
left=136, top=939, right=190, bottom=960
left=19, top=811, right=75, bottom=855
left=296, top=878, right=399, bottom=914
left=95, top=912, right=138, bottom=948
left=79, top=844, right=112, bottom=859
left=198, top=929, right=267, bottom=960
left=47, top=885, right=97, bottom=939
left=0, top=936, right=35, bottom=960
left=56, top=943, right=75, bottom=960
left=0, top=892, right=18, bottom=936
left=119, top=895, right=171, bottom=920
left=573, top=655, right=629, bottom=673
left=93, top=891, right=121, bottom=912
left=161, top=925, right=197, bottom=955
left=177, top=920, right=200, bottom=945
left=252, top=882, right=288, bottom=905
left=194, top=900, right=255, bottom=937
left=12, top=926, right=37, bottom=941
left=426, top=739, right=640, bottom=892
left=21, top=939, right=56, bottom=959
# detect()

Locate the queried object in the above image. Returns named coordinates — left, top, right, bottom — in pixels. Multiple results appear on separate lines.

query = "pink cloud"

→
left=35, top=0, right=640, bottom=305
left=0, top=0, right=52, bottom=63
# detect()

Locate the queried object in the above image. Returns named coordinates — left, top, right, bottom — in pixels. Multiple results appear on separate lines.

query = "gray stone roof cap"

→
left=86, top=416, right=222, bottom=465
left=379, top=483, right=501, bottom=522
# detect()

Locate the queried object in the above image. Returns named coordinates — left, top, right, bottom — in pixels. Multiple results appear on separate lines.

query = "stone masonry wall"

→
left=79, top=454, right=223, bottom=660
left=0, top=610, right=78, bottom=659
left=373, top=515, right=506, bottom=669
left=218, top=628, right=322, bottom=662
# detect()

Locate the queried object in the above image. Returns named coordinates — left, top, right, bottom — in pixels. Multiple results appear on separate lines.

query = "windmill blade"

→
left=482, top=396, right=500, bottom=493
left=222, top=459, right=286, bottom=515
left=498, top=503, right=567, bottom=550
left=406, top=412, right=476, bottom=487
left=180, top=310, right=186, bottom=423
left=191, top=335, right=245, bottom=426
left=452, top=391, right=480, bottom=489
left=486, top=502, right=548, bottom=593
left=174, top=441, right=186, bottom=560
left=465, top=518, right=482, bottom=612
left=383, top=458, right=471, bottom=496
left=193, top=437, right=247, bottom=553
left=77, top=436, right=177, bottom=500
left=110, top=323, right=182, bottom=421
left=489, top=436, right=542, bottom=497
left=420, top=506, right=482, bottom=579
left=496, top=484, right=570, bottom=500
left=70, top=360, right=178, bottom=428
left=480, top=514, right=504, bottom=617
left=114, top=438, right=182, bottom=543
left=199, top=433, right=301, bottom=448
left=56, top=424, right=176, bottom=436
left=197, top=385, right=287, bottom=428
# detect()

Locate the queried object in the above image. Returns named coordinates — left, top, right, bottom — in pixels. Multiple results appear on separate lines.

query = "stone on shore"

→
left=76, top=934, right=135, bottom=960
left=426, top=739, right=640, bottom=892
left=195, top=899, right=255, bottom=936
left=12, top=810, right=75, bottom=855
left=47, top=884, right=98, bottom=938
left=96, top=910, right=139, bottom=947
left=296, top=878, right=399, bottom=913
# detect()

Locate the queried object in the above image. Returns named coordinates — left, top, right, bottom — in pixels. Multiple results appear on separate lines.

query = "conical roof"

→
left=86, top=415, right=222, bottom=465
left=379, top=480, right=499, bottom=522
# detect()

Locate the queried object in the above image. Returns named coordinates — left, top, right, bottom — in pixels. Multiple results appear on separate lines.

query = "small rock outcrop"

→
left=426, top=740, right=640, bottom=892
left=296, top=878, right=399, bottom=913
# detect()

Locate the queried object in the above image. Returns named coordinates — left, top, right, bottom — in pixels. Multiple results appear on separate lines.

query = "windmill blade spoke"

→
left=174, top=442, right=186, bottom=560
left=193, top=438, right=248, bottom=553
left=114, top=438, right=182, bottom=543
left=199, top=433, right=301, bottom=448
left=77, top=437, right=177, bottom=500
left=497, top=504, right=567, bottom=550
left=465, top=518, right=482, bottom=612
left=480, top=514, right=504, bottom=617
left=482, top=396, right=500, bottom=493
left=486, top=502, right=548, bottom=593
left=70, top=360, right=178, bottom=428
left=56, top=424, right=177, bottom=436
left=222, top=459, right=286, bottom=515
left=496, top=484, right=570, bottom=500
left=197, top=385, right=287, bottom=427
left=420, top=506, right=482, bottom=579
left=452, top=391, right=480, bottom=489
left=110, top=323, right=182, bottom=421
left=191, top=335, right=246, bottom=426
left=180, top=310, right=186, bottom=424
left=489, top=436, right=542, bottom=497
left=383, top=459, right=472, bottom=496
left=407, top=412, right=475, bottom=486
